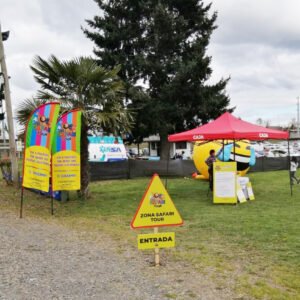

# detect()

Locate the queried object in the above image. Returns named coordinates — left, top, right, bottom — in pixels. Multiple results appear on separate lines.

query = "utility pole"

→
left=0, top=24, right=18, bottom=183
left=0, top=74, right=5, bottom=148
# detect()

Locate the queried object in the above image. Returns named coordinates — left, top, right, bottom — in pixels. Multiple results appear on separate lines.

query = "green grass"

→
left=1, top=170, right=300, bottom=299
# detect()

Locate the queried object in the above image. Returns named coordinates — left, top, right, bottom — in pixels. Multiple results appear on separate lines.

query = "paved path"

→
left=0, top=210, right=236, bottom=300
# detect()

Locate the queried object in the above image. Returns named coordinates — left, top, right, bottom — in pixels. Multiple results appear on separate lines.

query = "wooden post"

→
left=154, top=227, right=160, bottom=267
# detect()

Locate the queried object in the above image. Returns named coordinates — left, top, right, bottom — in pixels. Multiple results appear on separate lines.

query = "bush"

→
left=0, top=158, right=13, bottom=185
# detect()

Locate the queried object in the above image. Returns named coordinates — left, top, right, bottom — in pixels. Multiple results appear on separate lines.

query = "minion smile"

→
left=229, top=153, right=250, bottom=163
left=218, top=141, right=256, bottom=172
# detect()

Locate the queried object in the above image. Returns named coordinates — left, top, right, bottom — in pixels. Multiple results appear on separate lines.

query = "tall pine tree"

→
left=84, top=0, right=232, bottom=159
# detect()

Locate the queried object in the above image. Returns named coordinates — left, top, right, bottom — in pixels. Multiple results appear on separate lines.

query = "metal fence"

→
left=89, top=157, right=289, bottom=181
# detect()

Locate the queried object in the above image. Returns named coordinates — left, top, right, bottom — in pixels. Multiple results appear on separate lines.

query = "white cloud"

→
left=0, top=0, right=98, bottom=110
left=205, top=0, right=300, bottom=125
left=1, top=0, right=300, bottom=127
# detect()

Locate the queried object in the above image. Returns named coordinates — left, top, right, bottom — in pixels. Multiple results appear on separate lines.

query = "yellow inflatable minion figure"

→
left=193, top=140, right=256, bottom=179
left=193, top=141, right=223, bottom=179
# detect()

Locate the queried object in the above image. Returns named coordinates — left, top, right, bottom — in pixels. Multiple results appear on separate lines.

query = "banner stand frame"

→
left=51, top=195, right=54, bottom=215
left=20, top=116, right=27, bottom=219
left=287, top=139, right=293, bottom=196
left=19, top=102, right=61, bottom=218
left=51, top=155, right=54, bottom=215
left=20, top=187, right=24, bottom=218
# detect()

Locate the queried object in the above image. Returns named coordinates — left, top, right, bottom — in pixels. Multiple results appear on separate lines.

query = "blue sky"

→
left=1, top=0, right=300, bottom=126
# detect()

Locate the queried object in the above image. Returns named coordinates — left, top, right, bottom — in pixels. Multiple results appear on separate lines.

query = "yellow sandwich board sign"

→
left=137, top=232, right=175, bottom=250
left=236, top=180, right=247, bottom=203
left=131, top=174, right=183, bottom=229
left=213, top=161, right=237, bottom=204
left=247, top=182, right=255, bottom=200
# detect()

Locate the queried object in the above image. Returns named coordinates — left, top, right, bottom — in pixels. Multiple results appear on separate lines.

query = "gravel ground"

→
left=0, top=210, right=237, bottom=300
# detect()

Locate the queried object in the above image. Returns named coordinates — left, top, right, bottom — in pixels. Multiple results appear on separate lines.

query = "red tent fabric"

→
left=168, top=112, right=289, bottom=142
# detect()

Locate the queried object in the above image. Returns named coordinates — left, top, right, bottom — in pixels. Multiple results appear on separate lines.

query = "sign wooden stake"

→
left=154, top=227, right=160, bottom=267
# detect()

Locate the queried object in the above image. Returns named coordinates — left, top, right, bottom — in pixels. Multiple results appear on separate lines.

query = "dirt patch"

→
left=0, top=205, right=240, bottom=300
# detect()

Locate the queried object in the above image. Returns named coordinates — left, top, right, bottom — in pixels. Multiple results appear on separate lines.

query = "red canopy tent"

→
left=168, top=112, right=289, bottom=142
left=167, top=112, right=292, bottom=195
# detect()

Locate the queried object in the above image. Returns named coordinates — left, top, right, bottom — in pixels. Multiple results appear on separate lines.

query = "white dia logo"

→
left=193, top=135, right=204, bottom=140
left=259, top=133, right=268, bottom=138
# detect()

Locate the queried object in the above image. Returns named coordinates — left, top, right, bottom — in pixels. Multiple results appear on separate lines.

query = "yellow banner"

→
left=137, top=232, right=175, bottom=250
left=52, top=150, right=80, bottom=191
left=23, top=146, right=51, bottom=192
left=213, top=161, right=237, bottom=204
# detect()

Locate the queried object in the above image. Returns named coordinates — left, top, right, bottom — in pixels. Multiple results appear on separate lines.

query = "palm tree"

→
left=16, top=55, right=133, bottom=198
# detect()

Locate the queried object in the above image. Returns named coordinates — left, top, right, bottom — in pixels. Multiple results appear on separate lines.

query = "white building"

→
left=143, top=134, right=193, bottom=159
left=0, top=128, right=24, bottom=158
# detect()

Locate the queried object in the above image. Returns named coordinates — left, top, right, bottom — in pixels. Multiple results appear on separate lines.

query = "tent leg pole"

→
left=288, top=139, right=293, bottom=196
left=165, top=142, right=171, bottom=189
left=222, top=139, right=225, bottom=161
left=234, top=139, right=236, bottom=161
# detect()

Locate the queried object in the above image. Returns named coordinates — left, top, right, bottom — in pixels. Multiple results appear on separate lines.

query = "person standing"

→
left=180, top=151, right=185, bottom=159
left=205, top=149, right=216, bottom=191
left=290, top=156, right=299, bottom=184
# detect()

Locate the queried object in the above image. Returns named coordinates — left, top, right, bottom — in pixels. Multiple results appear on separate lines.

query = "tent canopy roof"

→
left=168, top=112, right=289, bottom=142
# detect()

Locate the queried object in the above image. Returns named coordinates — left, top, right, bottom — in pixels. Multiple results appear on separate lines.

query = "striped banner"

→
left=22, top=102, right=60, bottom=192
left=52, top=109, right=81, bottom=191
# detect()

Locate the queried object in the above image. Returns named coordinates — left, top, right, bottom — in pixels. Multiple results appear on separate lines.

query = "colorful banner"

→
left=52, top=109, right=81, bottom=191
left=22, top=102, right=60, bottom=192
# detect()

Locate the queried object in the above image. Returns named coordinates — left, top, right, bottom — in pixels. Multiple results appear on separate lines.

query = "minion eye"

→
left=246, top=146, right=251, bottom=150
left=234, top=143, right=241, bottom=148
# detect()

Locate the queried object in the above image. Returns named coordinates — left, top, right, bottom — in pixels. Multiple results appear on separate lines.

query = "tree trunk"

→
left=79, top=117, right=90, bottom=199
left=159, top=133, right=170, bottom=160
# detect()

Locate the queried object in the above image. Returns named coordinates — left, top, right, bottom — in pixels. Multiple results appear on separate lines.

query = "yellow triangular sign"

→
left=131, top=174, right=183, bottom=229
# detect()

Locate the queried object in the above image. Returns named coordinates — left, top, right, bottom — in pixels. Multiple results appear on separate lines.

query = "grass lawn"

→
left=1, top=170, right=300, bottom=299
